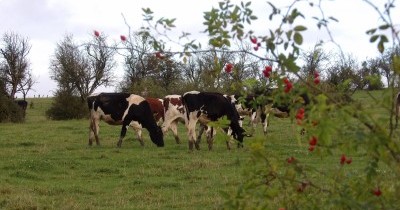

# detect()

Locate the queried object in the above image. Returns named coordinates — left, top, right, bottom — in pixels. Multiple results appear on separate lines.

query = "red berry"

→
left=340, top=154, right=346, bottom=165
left=265, top=66, right=272, bottom=72
left=309, top=136, right=317, bottom=146
left=94, top=30, right=100, bottom=37
left=225, top=63, right=233, bottom=73
left=346, top=158, right=352, bottom=164
left=257, top=42, right=261, bottom=47
left=284, top=82, right=293, bottom=93
left=254, top=46, right=259, bottom=51
left=283, top=77, right=289, bottom=84
left=120, top=35, right=127, bottom=41
left=373, top=188, right=382, bottom=196
left=295, top=113, right=304, bottom=120
left=314, top=77, right=320, bottom=85
left=263, top=71, right=270, bottom=78
left=287, top=156, right=295, bottom=163
left=155, top=51, right=164, bottom=59
left=250, top=36, right=257, bottom=44
left=314, top=71, right=320, bottom=78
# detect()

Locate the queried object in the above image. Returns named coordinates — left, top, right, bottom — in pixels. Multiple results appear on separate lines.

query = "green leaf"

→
left=366, top=28, right=377, bottom=35
left=369, top=35, right=379, bottom=43
left=378, top=24, right=390, bottom=30
left=294, top=25, right=307, bottom=31
left=293, top=32, right=303, bottom=45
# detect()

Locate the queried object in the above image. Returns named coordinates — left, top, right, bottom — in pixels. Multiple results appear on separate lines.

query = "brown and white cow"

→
left=162, top=94, right=186, bottom=144
left=87, top=93, right=164, bottom=148
left=182, top=91, right=247, bottom=151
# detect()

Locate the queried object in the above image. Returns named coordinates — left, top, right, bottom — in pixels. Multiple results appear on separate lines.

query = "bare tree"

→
left=300, top=47, right=331, bottom=78
left=119, top=32, right=154, bottom=92
left=50, top=34, right=115, bottom=101
left=84, top=33, right=116, bottom=96
left=0, top=32, right=31, bottom=99
left=17, top=71, right=36, bottom=100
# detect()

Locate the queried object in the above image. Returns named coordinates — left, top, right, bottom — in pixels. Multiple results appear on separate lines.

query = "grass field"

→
left=0, top=90, right=397, bottom=209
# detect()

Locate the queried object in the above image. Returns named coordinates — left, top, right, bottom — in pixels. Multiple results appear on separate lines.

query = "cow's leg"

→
left=89, top=114, right=100, bottom=146
left=206, top=126, right=215, bottom=150
left=261, top=112, right=269, bottom=135
left=135, top=128, right=144, bottom=146
left=170, top=121, right=181, bottom=144
left=117, top=124, right=128, bottom=148
left=197, top=123, right=207, bottom=145
left=251, top=111, right=258, bottom=130
left=225, top=127, right=233, bottom=150
left=186, top=114, right=199, bottom=151
left=130, top=122, right=144, bottom=146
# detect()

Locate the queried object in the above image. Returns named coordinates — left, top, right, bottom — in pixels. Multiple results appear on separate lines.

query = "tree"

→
left=377, top=46, right=400, bottom=87
left=50, top=34, right=115, bottom=102
left=0, top=32, right=33, bottom=99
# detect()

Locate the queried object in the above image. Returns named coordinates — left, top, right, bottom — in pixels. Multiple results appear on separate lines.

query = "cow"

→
left=162, top=94, right=186, bottom=144
left=233, top=90, right=310, bottom=134
left=123, top=97, right=165, bottom=146
left=182, top=91, right=247, bottom=151
left=232, top=94, right=269, bottom=134
left=146, top=97, right=164, bottom=125
left=87, top=92, right=164, bottom=148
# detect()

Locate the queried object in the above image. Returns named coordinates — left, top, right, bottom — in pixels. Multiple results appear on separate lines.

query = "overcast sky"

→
left=0, top=0, right=398, bottom=97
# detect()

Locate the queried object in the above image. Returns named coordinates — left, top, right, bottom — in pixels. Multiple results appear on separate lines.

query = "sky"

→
left=0, top=0, right=398, bottom=98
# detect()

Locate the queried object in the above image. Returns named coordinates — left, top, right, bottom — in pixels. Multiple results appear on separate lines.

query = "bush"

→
left=45, top=91, right=88, bottom=120
left=0, top=93, right=24, bottom=123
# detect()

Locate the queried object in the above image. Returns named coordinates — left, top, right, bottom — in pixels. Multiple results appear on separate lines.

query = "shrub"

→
left=45, top=91, right=88, bottom=120
left=0, top=93, right=24, bottom=123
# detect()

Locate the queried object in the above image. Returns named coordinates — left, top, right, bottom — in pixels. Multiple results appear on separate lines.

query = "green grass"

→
left=0, top=90, right=397, bottom=209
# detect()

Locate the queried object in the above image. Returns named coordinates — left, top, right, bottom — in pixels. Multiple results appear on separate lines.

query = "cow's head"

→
left=149, top=125, right=164, bottom=147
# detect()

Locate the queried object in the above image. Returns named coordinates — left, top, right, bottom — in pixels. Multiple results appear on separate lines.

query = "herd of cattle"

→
left=86, top=90, right=310, bottom=151
left=12, top=90, right=400, bottom=150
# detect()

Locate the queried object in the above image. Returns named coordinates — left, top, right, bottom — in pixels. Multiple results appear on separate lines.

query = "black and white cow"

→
left=182, top=91, right=247, bottom=151
left=234, top=91, right=310, bottom=134
left=87, top=92, right=164, bottom=148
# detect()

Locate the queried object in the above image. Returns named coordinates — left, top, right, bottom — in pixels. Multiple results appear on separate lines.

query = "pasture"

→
left=0, top=90, right=396, bottom=209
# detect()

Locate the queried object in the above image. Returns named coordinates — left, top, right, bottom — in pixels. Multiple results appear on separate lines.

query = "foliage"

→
left=0, top=92, right=24, bottom=122
left=45, top=89, right=87, bottom=120
left=138, top=0, right=400, bottom=209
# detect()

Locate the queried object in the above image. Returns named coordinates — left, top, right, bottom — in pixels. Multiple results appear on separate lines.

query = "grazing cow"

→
left=233, top=91, right=310, bottom=134
left=233, top=94, right=268, bottom=134
left=125, top=97, right=165, bottom=145
left=182, top=91, right=247, bottom=151
left=87, top=93, right=164, bottom=148
left=162, top=94, right=186, bottom=144
left=15, top=99, right=28, bottom=117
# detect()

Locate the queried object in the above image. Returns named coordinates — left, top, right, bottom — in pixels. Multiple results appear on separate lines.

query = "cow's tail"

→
left=181, top=95, right=190, bottom=121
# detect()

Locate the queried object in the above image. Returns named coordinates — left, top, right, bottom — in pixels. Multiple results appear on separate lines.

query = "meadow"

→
left=0, top=90, right=394, bottom=209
